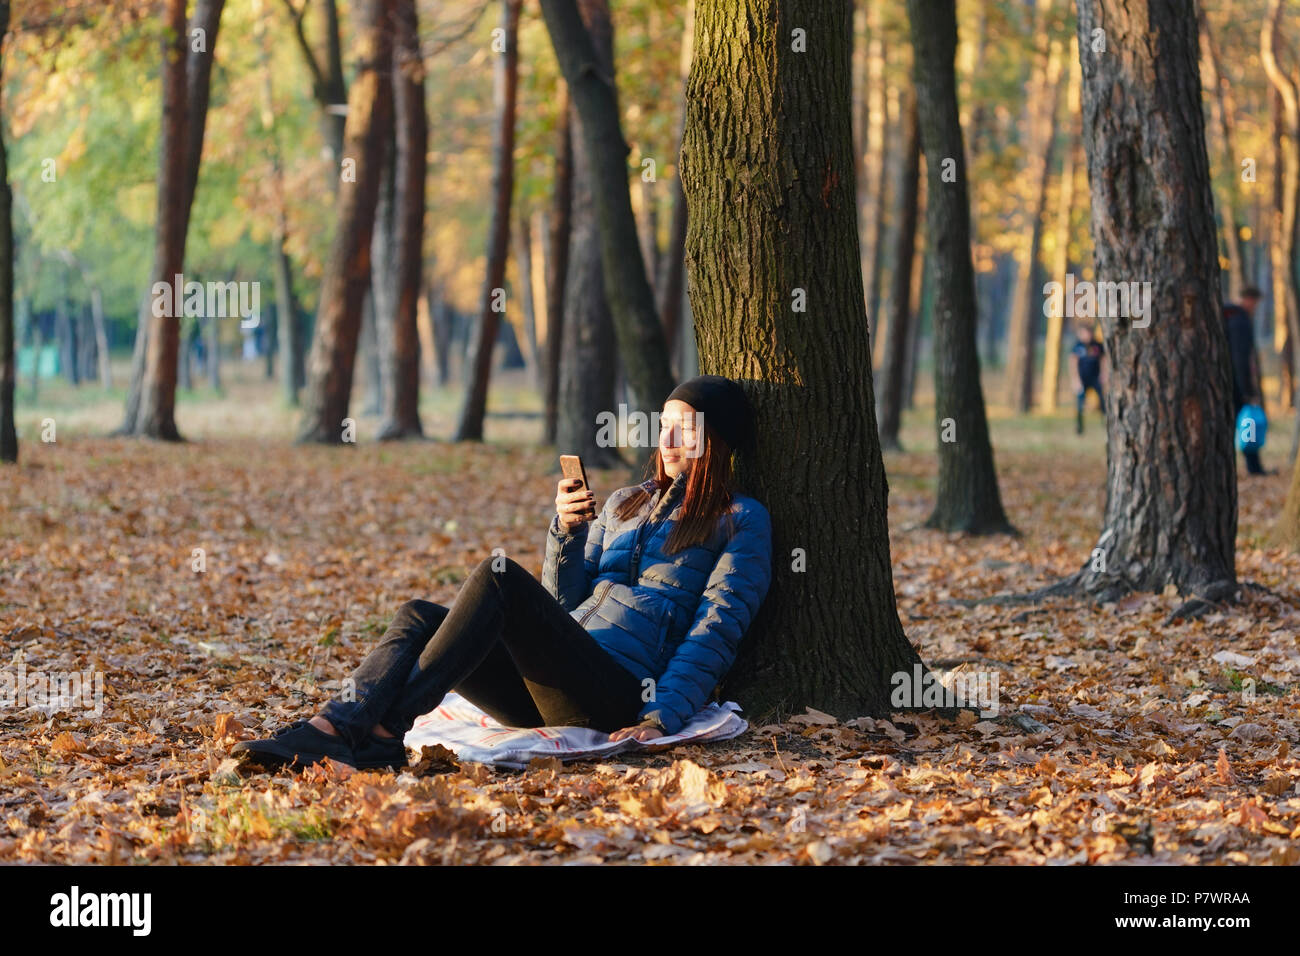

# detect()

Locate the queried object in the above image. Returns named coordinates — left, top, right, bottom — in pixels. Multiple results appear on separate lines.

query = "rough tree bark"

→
left=907, top=0, right=1015, bottom=534
left=456, top=0, right=521, bottom=442
left=876, top=88, right=920, bottom=452
left=1058, top=0, right=1237, bottom=602
left=540, top=0, right=675, bottom=418
left=296, top=0, right=395, bottom=443
left=682, top=0, right=926, bottom=723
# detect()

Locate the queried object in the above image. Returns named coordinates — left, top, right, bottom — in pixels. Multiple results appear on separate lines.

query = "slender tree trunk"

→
left=876, top=89, right=920, bottom=452
left=862, top=1, right=889, bottom=357
left=127, top=0, right=225, bottom=438
left=1201, top=7, right=1247, bottom=303
left=903, top=198, right=926, bottom=411
left=514, top=209, right=541, bottom=386
left=540, top=0, right=675, bottom=417
left=656, top=0, right=694, bottom=374
left=1063, top=0, right=1236, bottom=600
left=296, top=0, right=395, bottom=443
left=90, top=285, right=110, bottom=388
left=1270, top=91, right=1296, bottom=412
left=683, top=0, right=925, bottom=723
left=376, top=0, right=426, bottom=440
left=1004, top=32, right=1065, bottom=413
left=456, top=0, right=521, bottom=441
left=555, top=2, right=619, bottom=468
left=544, top=88, right=573, bottom=444
left=1039, top=52, right=1081, bottom=413
left=526, top=210, right=549, bottom=388
left=135, top=0, right=191, bottom=440
left=0, top=0, right=14, bottom=464
left=1266, top=0, right=1300, bottom=545
left=206, top=313, right=221, bottom=392
left=908, top=0, right=1015, bottom=534
left=282, top=0, right=347, bottom=182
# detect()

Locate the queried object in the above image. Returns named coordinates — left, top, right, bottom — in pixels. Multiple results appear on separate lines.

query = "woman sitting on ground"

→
left=232, top=375, right=774, bottom=771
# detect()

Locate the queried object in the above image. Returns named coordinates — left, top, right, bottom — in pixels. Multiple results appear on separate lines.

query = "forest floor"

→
left=3, top=364, right=1300, bottom=864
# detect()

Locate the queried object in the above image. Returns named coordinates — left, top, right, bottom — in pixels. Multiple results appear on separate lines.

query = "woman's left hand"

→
left=609, top=725, right=664, bottom=742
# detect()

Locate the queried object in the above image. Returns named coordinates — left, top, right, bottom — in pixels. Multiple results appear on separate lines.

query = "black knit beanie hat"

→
left=664, top=375, right=755, bottom=453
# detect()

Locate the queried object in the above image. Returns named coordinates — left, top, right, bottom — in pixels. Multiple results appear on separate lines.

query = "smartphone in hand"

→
left=558, top=454, right=596, bottom=526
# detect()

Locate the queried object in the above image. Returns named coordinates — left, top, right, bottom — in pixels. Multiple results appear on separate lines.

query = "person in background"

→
left=1070, top=322, right=1106, bottom=435
left=1224, top=287, right=1268, bottom=476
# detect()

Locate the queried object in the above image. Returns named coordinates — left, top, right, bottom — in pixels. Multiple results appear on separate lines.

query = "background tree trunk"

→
left=1004, top=29, right=1065, bottom=413
left=296, top=0, right=395, bottom=444
left=555, top=1, right=619, bottom=468
left=1067, top=0, right=1237, bottom=600
left=656, top=0, right=694, bottom=376
left=544, top=87, right=573, bottom=444
left=377, top=0, right=426, bottom=440
left=135, top=0, right=192, bottom=440
left=125, top=0, right=225, bottom=438
left=862, top=1, right=889, bottom=359
left=682, top=0, right=924, bottom=724
left=456, top=0, right=521, bottom=442
left=0, top=0, right=14, bottom=463
left=1201, top=7, right=1246, bottom=303
left=1040, top=51, right=1081, bottom=412
left=540, top=0, right=675, bottom=418
left=907, top=0, right=1014, bottom=534
left=876, top=88, right=920, bottom=452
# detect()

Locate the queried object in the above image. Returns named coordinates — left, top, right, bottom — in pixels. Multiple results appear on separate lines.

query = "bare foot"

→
left=309, top=716, right=339, bottom=736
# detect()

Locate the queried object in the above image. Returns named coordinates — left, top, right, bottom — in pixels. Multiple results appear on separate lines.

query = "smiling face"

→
left=659, top=399, right=701, bottom=479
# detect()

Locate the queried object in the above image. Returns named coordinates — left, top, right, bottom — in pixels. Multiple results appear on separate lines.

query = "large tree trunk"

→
left=296, top=0, right=395, bottom=444
left=908, top=0, right=1014, bottom=534
left=683, top=0, right=924, bottom=723
left=0, top=0, right=14, bottom=464
left=540, top=0, right=675, bottom=419
left=554, top=2, right=619, bottom=468
left=1201, top=7, right=1247, bottom=303
left=544, top=87, right=573, bottom=445
left=876, top=88, right=920, bottom=452
left=377, top=0, right=426, bottom=440
left=1004, top=26, right=1065, bottom=414
left=1063, top=0, right=1236, bottom=601
left=1039, top=51, right=1081, bottom=413
left=456, top=0, right=521, bottom=442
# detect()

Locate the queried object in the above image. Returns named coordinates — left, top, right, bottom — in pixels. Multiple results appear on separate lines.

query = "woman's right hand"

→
left=555, top=478, right=596, bottom=533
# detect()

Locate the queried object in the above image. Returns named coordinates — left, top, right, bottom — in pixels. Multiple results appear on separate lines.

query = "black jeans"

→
left=317, top=557, right=646, bottom=751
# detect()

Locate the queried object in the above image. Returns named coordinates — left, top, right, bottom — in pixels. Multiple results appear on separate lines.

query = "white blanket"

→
left=403, top=692, right=749, bottom=770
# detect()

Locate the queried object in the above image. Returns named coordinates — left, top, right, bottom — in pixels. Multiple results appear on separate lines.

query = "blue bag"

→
left=1236, top=403, right=1267, bottom=452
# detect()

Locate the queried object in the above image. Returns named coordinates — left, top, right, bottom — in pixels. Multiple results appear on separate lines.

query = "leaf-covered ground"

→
left=3, top=382, right=1300, bottom=865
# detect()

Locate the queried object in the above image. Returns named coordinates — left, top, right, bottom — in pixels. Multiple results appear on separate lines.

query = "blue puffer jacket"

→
left=541, top=470, right=773, bottom=736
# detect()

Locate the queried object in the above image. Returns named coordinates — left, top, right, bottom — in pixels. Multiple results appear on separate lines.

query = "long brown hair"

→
left=613, top=420, right=738, bottom=554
